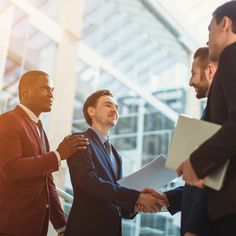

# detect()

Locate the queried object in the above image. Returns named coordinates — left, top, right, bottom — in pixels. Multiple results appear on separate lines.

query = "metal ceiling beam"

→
left=79, top=44, right=178, bottom=122
left=141, top=0, right=197, bottom=53
left=10, top=0, right=62, bottom=43
left=9, top=0, right=178, bottom=123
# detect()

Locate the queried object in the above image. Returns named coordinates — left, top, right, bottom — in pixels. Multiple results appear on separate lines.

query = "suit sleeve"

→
left=48, top=173, right=67, bottom=230
left=190, top=46, right=236, bottom=178
left=121, top=209, right=137, bottom=219
left=165, top=186, right=183, bottom=215
left=0, top=114, right=58, bottom=182
left=184, top=189, right=209, bottom=234
left=67, top=147, right=140, bottom=212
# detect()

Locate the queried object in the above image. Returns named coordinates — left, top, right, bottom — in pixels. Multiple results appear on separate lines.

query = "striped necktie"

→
left=37, top=119, right=47, bottom=153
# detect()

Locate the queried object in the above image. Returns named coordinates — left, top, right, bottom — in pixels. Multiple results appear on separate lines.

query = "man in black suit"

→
left=177, top=2, right=236, bottom=235
left=65, top=90, right=165, bottom=236
left=163, top=47, right=217, bottom=236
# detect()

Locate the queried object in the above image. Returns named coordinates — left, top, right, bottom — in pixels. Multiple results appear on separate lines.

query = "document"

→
left=166, top=115, right=229, bottom=191
left=117, top=155, right=177, bottom=191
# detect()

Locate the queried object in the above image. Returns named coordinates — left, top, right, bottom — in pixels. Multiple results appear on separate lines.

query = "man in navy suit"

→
left=177, top=1, right=236, bottom=235
left=65, top=90, right=165, bottom=236
left=164, top=47, right=217, bottom=236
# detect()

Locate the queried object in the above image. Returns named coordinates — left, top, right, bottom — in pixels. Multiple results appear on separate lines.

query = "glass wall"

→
left=1, top=0, right=222, bottom=235
left=69, top=1, right=190, bottom=235
left=71, top=93, right=183, bottom=235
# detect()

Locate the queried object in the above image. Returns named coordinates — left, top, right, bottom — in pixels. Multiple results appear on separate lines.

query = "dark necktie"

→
left=104, top=138, right=112, bottom=157
left=104, top=138, right=118, bottom=178
left=37, top=119, right=47, bottom=153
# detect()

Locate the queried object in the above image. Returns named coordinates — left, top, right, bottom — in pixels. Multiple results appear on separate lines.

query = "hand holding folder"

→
left=166, top=115, right=229, bottom=190
left=176, top=158, right=205, bottom=188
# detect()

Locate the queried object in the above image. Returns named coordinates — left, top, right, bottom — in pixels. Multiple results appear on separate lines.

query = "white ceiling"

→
left=156, top=0, right=229, bottom=46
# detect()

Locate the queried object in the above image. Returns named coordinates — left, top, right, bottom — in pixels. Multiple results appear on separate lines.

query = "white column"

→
left=48, top=0, right=85, bottom=150
left=0, top=6, right=14, bottom=90
left=47, top=0, right=85, bottom=204
left=47, top=1, right=85, bottom=235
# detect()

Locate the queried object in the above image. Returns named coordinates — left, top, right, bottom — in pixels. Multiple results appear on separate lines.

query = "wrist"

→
left=162, top=193, right=169, bottom=206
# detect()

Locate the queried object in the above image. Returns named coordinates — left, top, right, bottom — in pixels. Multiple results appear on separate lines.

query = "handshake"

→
left=135, top=188, right=168, bottom=213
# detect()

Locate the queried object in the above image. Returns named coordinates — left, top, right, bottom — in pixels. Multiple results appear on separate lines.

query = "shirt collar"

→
left=19, top=104, right=39, bottom=124
left=91, top=127, right=109, bottom=145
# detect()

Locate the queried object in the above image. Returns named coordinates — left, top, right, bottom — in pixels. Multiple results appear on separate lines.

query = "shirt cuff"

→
left=53, top=150, right=61, bottom=167
left=56, top=226, right=66, bottom=233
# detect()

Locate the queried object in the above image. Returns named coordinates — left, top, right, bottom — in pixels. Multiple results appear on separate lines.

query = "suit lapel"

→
left=87, top=129, right=118, bottom=180
left=15, top=106, right=46, bottom=154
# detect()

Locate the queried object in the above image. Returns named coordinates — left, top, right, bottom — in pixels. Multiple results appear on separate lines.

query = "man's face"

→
left=189, top=58, right=210, bottom=99
left=208, top=17, right=226, bottom=61
left=90, top=95, right=119, bottom=129
left=25, top=76, right=54, bottom=116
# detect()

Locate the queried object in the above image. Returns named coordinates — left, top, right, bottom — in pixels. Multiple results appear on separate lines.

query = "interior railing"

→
left=56, top=187, right=73, bottom=203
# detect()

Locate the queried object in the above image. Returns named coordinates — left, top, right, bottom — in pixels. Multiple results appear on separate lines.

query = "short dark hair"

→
left=83, top=89, right=113, bottom=126
left=18, top=70, right=49, bottom=100
left=193, top=47, right=210, bottom=70
left=213, top=1, right=236, bottom=33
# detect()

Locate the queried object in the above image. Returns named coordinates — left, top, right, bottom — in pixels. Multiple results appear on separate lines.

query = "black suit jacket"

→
left=190, top=42, right=236, bottom=220
left=166, top=110, right=210, bottom=235
left=166, top=185, right=209, bottom=236
left=65, top=128, right=139, bottom=236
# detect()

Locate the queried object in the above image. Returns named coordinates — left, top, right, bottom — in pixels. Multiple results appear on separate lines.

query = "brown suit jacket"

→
left=0, top=105, right=66, bottom=236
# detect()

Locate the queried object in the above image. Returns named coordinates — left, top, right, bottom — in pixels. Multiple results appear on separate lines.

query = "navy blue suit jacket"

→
left=65, top=128, right=139, bottom=236
left=165, top=109, right=210, bottom=235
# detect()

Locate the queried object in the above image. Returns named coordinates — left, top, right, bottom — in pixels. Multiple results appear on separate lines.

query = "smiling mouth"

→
left=109, top=115, right=117, bottom=119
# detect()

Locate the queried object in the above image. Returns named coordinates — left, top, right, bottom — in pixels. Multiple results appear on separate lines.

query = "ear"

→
left=87, top=107, right=95, bottom=117
left=206, top=63, right=217, bottom=81
left=20, top=87, right=30, bottom=100
left=222, top=16, right=232, bottom=32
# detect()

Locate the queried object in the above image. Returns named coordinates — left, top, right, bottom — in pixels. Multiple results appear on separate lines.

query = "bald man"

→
left=0, top=70, right=88, bottom=236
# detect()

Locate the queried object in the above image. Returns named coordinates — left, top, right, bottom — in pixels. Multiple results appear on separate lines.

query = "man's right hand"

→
left=135, top=188, right=168, bottom=213
left=56, top=134, right=89, bottom=160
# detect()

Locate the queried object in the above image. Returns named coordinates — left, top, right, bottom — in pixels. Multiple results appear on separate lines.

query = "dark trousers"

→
left=208, top=214, right=236, bottom=236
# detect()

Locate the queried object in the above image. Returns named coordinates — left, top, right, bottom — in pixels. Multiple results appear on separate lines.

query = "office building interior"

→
left=0, top=0, right=228, bottom=235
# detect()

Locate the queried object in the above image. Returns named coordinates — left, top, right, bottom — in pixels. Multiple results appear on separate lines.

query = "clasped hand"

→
left=135, top=188, right=168, bottom=213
